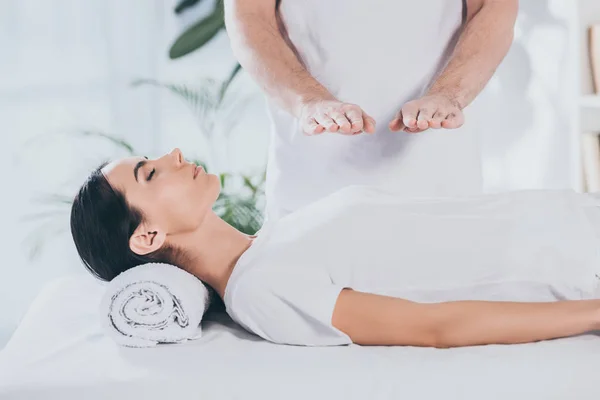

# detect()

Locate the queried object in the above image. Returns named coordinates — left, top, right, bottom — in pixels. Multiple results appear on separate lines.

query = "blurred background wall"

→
left=1, top=0, right=599, bottom=348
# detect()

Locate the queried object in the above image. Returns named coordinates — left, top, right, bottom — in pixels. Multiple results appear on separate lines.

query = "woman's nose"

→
left=170, top=148, right=183, bottom=164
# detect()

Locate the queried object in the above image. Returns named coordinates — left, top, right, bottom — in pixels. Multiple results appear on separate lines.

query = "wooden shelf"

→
left=580, top=95, right=600, bottom=108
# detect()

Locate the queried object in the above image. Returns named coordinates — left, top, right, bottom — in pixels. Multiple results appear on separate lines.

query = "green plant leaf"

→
left=132, top=79, right=218, bottom=131
left=219, top=202, right=235, bottom=223
left=218, top=63, right=242, bottom=103
left=242, top=175, right=257, bottom=193
left=169, top=4, right=225, bottom=59
left=22, top=130, right=135, bottom=156
left=174, top=0, right=203, bottom=14
left=219, top=172, right=230, bottom=188
left=20, top=209, right=70, bottom=223
left=77, top=131, right=136, bottom=154
left=234, top=204, right=263, bottom=234
left=212, top=191, right=263, bottom=235
left=23, top=219, right=68, bottom=261
left=29, top=193, right=74, bottom=206
left=218, top=95, right=253, bottom=137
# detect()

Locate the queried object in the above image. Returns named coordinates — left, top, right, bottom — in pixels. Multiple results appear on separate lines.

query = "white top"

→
left=224, top=186, right=600, bottom=346
left=265, top=0, right=482, bottom=220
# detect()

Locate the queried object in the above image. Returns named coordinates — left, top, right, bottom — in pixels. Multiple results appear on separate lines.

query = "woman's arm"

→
left=332, top=289, right=600, bottom=348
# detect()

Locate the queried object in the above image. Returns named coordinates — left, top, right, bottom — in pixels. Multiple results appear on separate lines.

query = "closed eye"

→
left=147, top=168, right=156, bottom=181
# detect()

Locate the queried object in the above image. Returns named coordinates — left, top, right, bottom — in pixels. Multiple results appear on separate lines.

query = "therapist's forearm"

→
left=427, top=0, right=518, bottom=109
left=224, top=0, right=334, bottom=118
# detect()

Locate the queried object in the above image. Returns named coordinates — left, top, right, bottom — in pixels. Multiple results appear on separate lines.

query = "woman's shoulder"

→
left=223, top=262, right=350, bottom=346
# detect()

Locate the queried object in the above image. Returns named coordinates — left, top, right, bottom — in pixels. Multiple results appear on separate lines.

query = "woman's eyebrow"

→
left=133, top=156, right=149, bottom=182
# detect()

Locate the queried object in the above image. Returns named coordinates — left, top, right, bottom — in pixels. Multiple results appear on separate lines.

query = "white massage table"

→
left=1, top=275, right=600, bottom=400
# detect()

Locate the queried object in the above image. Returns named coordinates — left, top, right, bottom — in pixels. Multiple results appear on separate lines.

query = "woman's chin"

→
left=208, top=173, right=220, bottom=185
left=209, top=174, right=222, bottom=194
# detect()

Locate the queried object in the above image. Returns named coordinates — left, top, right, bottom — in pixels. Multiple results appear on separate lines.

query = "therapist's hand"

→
left=388, top=94, right=464, bottom=133
left=299, top=99, right=376, bottom=136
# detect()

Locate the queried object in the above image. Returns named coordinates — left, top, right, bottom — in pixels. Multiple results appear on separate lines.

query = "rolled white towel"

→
left=100, top=263, right=211, bottom=348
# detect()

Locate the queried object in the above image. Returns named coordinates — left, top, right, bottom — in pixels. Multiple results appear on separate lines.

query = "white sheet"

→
left=1, top=275, right=600, bottom=400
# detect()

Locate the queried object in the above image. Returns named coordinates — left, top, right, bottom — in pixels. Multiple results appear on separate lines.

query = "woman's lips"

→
left=193, top=165, right=203, bottom=179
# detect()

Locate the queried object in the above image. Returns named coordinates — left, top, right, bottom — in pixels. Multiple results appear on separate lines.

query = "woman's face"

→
left=103, top=148, right=220, bottom=236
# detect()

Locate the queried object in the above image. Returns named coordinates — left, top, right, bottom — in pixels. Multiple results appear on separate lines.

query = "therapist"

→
left=225, top=0, right=518, bottom=220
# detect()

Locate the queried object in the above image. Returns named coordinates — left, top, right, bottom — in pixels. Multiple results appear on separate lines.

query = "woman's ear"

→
left=129, top=223, right=167, bottom=256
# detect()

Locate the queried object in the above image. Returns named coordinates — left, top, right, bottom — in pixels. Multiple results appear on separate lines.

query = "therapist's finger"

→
left=428, top=110, right=447, bottom=129
left=315, top=113, right=339, bottom=132
left=304, top=118, right=325, bottom=135
left=416, top=107, right=435, bottom=130
left=345, top=107, right=364, bottom=133
left=389, top=110, right=406, bottom=132
left=362, top=112, right=376, bottom=134
left=441, top=111, right=465, bottom=129
left=401, top=102, right=419, bottom=130
left=329, top=111, right=353, bottom=134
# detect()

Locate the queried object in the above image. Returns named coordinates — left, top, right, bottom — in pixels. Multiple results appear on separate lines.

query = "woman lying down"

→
left=70, top=148, right=600, bottom=348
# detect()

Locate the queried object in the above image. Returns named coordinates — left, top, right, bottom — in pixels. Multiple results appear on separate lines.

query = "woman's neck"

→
left=169, top=212, right=253, bottom=298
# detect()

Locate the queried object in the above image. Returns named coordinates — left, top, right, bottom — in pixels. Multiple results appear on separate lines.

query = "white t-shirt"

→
left=224, top=186, right=600, bottom=346
left=266, top=0, right=482, bottom=220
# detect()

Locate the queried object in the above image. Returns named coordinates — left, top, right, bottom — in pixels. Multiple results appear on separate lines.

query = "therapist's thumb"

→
left=363, top=113, right=376, bottom=134
left=388, top=112, right=405, bottom=132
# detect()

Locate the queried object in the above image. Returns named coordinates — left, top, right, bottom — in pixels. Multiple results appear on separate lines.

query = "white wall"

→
left=1, top=0, right=598, bottom=349
left=579, top=0, right=600, bottom=131
left=474, top=0, right=582, bottom=192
